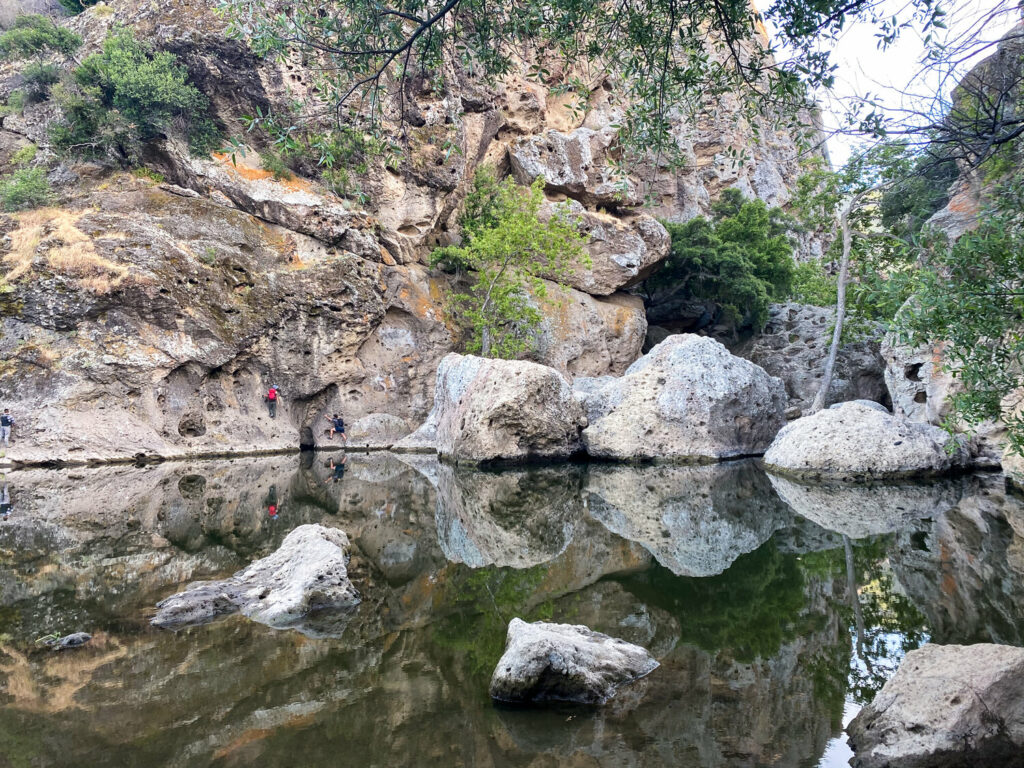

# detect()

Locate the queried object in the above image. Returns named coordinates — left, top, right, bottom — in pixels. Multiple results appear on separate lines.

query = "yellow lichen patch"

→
left=3, top=208, right=132, bottom=294
left=210, top=152, right=313, bottom=194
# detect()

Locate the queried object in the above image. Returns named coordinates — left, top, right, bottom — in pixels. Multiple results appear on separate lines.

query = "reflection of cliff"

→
left=586, top=461, right=793, bottom=576
left=890, top=475, right=1024, bottom=645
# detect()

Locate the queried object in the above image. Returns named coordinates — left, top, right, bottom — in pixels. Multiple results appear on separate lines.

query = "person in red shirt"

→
left=266, top=385, right=279, bottom=418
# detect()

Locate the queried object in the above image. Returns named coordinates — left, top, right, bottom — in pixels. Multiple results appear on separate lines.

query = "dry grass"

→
left=3, top=208, right=132, bottom=294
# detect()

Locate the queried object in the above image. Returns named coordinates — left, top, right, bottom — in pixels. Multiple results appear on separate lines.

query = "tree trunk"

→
left=810, top=196, right=855, bottom=413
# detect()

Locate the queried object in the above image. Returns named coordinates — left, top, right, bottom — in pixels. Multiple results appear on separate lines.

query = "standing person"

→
left=0, top=409, right=13, bottom=449
left=266, top=385, right=279, bottom=418
left=326, top=413, right=347, bottom=444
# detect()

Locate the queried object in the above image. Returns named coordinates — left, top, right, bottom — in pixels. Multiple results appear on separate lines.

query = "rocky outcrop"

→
left=882, top=334, right=957, bottom=425
left=489, top=618, right=659, bottom=704
left=585, top=461, right=792, bottom=575
left=764, top=401, right=967, bottom=480
left=734, top=302, right=888, bottom=414
left=582, top=334, right=787, bottom=461
left=152, top=523, right=359, bottom=635
left=768, top=473, right=964, bottom=538
left=343, top=413, right=411, bottom=448
left=398, top=354, right=586, bottom=463
left=847, top=643, right=1024, bottom=768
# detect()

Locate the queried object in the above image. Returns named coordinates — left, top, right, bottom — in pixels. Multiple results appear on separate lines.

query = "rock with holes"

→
left=881, top=332, right=958, bottom=425
left=489, top=618, right=659, bottom=704
left=764, top=401, right=968, bottom=480
left=152, top=524, right=359, bottom=635
left=397, top=354, right=586, bottom=463
left=581, top=334, right=787, bottom=461
left=847, top=643, right=1024, bottom=768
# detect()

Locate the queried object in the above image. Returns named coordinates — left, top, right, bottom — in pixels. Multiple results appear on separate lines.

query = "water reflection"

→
left=0, top=454, right=1019, bottom=767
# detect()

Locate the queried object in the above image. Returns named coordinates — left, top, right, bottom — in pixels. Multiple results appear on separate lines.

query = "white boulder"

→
left=582, top=334, right=787, bottom=461
left=489, top=618, right=659, bottom=704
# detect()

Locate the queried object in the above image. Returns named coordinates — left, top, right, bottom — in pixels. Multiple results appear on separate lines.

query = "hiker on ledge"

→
left=326, top=414, right=346, bottom=444
left=265, top=385, right=280, bottom=418
left=1, top=409, right=13, bottom=448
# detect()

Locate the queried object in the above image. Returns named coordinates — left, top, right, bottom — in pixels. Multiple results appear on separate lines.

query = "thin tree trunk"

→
left=811, top=196, right=855, bottom=413
left=844, top=534, right=873, bottom=675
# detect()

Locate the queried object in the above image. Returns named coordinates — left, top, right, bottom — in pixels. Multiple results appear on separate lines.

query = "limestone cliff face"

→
left=0, top=0, right=815, bottom=461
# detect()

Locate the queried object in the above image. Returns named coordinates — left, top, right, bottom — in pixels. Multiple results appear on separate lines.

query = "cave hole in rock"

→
left=905, top=362, right=924, bottom=382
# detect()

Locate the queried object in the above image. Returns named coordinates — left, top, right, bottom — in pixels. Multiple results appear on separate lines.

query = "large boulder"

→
left=489, top=618, right=659, bottom=704
left=152, top=524, right=359, bottom=634
left=581, top=334, right=787, bottom=461
left=734, top=302, right=888, bottom=414
left=763, top=401, right=967, bottom=480
left=396, top=354, right=586, bottom=463
left=847, top=643, right=1024, bottom=768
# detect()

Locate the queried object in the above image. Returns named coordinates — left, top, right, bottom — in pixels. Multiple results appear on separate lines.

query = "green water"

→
left=0, top=454, right=1021, bottom=767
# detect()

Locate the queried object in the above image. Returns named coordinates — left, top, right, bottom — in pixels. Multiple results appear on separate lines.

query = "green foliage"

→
left=131, top=166, right=164, bottom=183
left=645, top=188, right=795, bottom=330
left=56, top=0, right=101, bottom=13
left=901, top=172, right=1024, bottom=454
left=50, top=28, right=218, bottom=163
left=259, top=150, right=293, bottom=181
left=1, top=90, right=27, bottom=116
left=0, top=167, right=51, bottom=212
left=19, top=62, right=60, bottom=103
left=430, top=170, right=588, bottom=359
left=0, top=14, right=81, bottom=59
left=790, top=258, right=838, bottom=307
left=10, top=144, right=37, bottom=167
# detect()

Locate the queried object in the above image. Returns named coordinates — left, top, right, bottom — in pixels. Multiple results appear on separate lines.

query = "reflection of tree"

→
left=801, top=535, right=929, bottom=704
left=617, top=542, right=808, bottom=663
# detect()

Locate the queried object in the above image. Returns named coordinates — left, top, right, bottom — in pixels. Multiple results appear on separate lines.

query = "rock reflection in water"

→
left=0, top=455, right=1020, bottom=768
left=585, top=460, right=793, bottom=576
left=767, top=472, right=964, bottom=538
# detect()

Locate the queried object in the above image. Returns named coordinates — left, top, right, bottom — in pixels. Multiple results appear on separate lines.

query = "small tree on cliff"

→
left=430, top=169, right=588, bottom=359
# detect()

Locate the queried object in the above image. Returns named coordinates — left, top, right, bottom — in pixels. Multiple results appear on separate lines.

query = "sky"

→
left=767, top=0, right=1021, bottom=165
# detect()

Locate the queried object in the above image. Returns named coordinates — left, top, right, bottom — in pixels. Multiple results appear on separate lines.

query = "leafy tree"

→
left=643, top=188, right=795, bottom=331
left=50, top=28, right=219, bottom=162
left=0, top=14, right=81, bottom=59
left=430, top=168, right=588, bottom=359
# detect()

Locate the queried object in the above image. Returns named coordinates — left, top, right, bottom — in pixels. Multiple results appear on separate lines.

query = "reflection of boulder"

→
left=489, top=618, right=659, bottom=704
left=764, top=401, right=967, bottom=480
left=152, top=524, right=360, bottom=637
left=435, top=464, right=584, bottom=568
left=768, top=473, right=963, bottom=538
left=586, top=461, right=791, bottom=576
left=848, top=643, right=1024, bottom=768
left=582, top=334, right=787, bottom=460
left=890, top=475, right=1024, bottom=645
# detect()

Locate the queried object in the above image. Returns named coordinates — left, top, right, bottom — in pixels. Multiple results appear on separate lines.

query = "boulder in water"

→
left=848, top=643, right=1024, bottom=768
left=581, top=334, right=786, bottom=461
left=489, top=618, right=659, bottom=705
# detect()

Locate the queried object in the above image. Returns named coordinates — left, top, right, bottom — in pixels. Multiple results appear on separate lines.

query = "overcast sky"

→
left=769, top=0, right=1021, bottom=165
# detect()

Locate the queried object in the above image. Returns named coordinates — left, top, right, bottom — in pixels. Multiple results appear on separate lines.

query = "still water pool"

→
left=0, top=453, right=1021, bottom=767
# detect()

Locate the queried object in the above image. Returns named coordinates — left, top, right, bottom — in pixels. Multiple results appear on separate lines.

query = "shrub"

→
left=644, top=188, right=795, bottom=330
left=10, top=144, right=37, bottom=167
left=19, top=61, right=59, bottom=103
left=0, top=167, right=51, bottom=212
left=50, top=28, right=218, bottom=162
left=0, top=15, right=81, bottom=59
left=56, top=0, right=101, bottom=14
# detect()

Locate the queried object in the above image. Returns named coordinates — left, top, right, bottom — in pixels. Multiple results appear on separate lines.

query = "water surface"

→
left=0, top=454, right=1021, bottom=767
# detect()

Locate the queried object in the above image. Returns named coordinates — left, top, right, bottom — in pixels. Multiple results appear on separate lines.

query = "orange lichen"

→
left=210, top=153, right=314, bottom=194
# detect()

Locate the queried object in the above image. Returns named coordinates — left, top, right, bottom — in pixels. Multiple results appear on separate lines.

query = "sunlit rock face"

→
left=767, top=473, right=965, bottom=539
left=890, top=475, right=1024, bottom=646
left=764, top=401, right=968, bottom=480
left=585, top=461, right=792, bottom=576
left=582, top=335, right=787, bottom=461
left=848, top=643, right=1024, bottom=768
left=434, top=463, right=585, bottom=568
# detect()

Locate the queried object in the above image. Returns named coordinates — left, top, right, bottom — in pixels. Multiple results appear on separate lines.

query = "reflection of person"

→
left=0, top=483, right=11, bottom=520
left=326, top=454, right=348, bottom=483
left=265, top=484, right=280, bottom=519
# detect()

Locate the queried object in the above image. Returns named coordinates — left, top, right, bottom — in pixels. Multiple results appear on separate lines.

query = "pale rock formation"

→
left=489, top=618, right=659, bottom=704
left=847, top=643, right=1024, bottom=768
left=398, top=353, right=586, bottom=463
left=764, top=401, right=967, bottom=480
left=342, top=413, right=411, bottom=449
left=582, top=334, right=787, bottom=460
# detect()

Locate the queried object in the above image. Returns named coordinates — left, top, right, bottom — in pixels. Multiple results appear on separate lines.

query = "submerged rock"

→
left=397, top=354, right=586, bottom=463
left=847, top=643, right=1024, bottom=768
left=582, top=334, right=786, bottom=461
left=586, top=462, right=791, bottom=576
left=489, top=618, right=659, bottom=705
left=764, top=401, right=967, bottom=480
left=152, top=524, right=359, bottom=634
left=767, top=473, right=964, bottom=539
